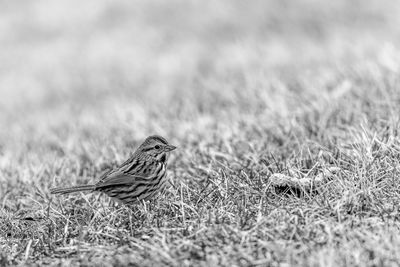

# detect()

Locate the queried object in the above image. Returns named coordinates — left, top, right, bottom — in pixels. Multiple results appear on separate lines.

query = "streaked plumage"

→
left=50, top=135, right=176, bottom=205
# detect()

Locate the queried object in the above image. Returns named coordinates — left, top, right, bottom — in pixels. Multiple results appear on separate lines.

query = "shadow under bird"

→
left=50, top=135, right=177, bottom=205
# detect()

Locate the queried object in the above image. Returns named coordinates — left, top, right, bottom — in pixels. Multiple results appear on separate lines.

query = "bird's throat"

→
left=159, top=153, right=167, bottom=163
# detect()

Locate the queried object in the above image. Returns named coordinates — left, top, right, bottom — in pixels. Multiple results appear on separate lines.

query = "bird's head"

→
left=137, top=135, right=177, bottom=162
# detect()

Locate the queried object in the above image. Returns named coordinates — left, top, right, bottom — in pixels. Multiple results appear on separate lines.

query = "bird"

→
left=50, top=135, right=177, bottom=205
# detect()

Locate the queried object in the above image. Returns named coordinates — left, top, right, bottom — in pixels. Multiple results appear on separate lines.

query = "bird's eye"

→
left=154, top=145, right=161, bottom=150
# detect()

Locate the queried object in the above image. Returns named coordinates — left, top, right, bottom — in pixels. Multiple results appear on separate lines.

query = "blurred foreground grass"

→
left=1, top=0, right=400, bottom=266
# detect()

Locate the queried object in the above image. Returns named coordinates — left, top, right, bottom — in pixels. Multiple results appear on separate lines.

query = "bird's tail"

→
left=50, top=184, right=95, bottom=195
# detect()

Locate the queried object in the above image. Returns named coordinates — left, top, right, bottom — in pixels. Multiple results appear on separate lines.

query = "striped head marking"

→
left=138, top=135, right=177, bottom=162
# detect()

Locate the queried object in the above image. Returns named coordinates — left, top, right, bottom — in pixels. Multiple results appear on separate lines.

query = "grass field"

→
left=1, top=0, right=400, bottom=266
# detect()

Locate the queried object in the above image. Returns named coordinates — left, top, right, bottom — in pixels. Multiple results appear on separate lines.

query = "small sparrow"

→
left=50, top=135, right=177, bottom=205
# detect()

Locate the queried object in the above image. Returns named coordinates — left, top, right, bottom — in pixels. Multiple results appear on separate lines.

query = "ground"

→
left=1, top=0, right=400, bottom=266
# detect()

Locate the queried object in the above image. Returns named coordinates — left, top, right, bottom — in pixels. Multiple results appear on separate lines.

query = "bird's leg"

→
left=141, top=200, right=150, bottom=222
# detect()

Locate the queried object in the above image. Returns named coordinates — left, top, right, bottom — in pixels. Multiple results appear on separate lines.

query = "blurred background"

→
left=0, top=0, right=400, bottom=161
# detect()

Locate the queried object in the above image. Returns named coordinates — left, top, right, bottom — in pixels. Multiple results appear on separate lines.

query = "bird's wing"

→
left=95, top=172, right=148, bottom=189
left=95, top=156, right=147, bottom=188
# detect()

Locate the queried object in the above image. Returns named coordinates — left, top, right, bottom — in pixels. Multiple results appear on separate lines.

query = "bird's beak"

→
left=165, top=145, right=177, bottom=151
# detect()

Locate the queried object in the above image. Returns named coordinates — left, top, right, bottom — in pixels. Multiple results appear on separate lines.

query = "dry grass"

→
left=1, top=0, right=400, bottom=266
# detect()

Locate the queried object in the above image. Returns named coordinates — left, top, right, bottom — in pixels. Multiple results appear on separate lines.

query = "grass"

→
left=1, top=0, right=400, bottom=266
